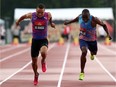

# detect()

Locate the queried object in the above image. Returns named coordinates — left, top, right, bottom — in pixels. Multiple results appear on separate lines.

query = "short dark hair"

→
left=37, top=3, right=45, bottom=9
left=82, top=9, right=90, bottom=14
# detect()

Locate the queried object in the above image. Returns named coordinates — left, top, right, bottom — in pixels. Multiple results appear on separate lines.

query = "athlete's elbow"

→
left=102, top=24, right=107, bottom=28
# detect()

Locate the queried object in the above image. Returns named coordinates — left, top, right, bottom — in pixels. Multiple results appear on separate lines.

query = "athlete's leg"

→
left=80, top=46, right=87, bottom=73
left=32, top=57, right=39, bottom=76
left=88, top=41, right=98, bottom=60
left=79, top=46, right=87, bottom=80
left=31, top=39, right=40, bottom=85
left=40, top=46, right=48, bottom=72
left=79, top=39, right=88, bottom=80
left=79, top=39, right=88, bottom=73
left=32, top=57, right=39, bottom=85
left=40, top=46, right=48, bottom=63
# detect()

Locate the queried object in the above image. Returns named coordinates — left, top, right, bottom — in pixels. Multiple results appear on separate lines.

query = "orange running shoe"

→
left=42, top=62, right=47, bottom=72
left=33, top=73, right=39, bottom=85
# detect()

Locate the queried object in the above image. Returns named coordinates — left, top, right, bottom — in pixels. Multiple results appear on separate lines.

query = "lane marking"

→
left=0, top=44, right=11, bottom=48
left=0, top=61, right=31, bottom=85
left=0, top=43, right=56, bottom=85
left=0, top=48, right=30, bottom=62
left=0, top=44, right=25, bottom=53
left=95, top=57, right=116, bottom=82
left=98, top=43, right=116, bottom=55
left=94, top=43, right=116, bottom=82
left=57, top=42, right=70, bottom=87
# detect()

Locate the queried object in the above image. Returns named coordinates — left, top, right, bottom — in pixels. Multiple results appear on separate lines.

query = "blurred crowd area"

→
left=0, top=20, right=114, bottom=45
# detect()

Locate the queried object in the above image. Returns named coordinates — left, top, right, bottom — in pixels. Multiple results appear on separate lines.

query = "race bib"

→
left=80, top=31, right=86, bottom=35
left=35, top=26, right=44, bottom=30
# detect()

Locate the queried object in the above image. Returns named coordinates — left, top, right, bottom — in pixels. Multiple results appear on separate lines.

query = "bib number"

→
left=80, top=31, right=86, bottom=35
left=35, top=26, right=44, bottom=30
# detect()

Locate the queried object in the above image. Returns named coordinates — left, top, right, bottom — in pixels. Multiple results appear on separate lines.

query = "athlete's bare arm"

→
left=64, top=15, right=80, bottom=25
left=48, top=12, right=55, bottom=28
left=16, top=13, right=32, bottom=26
left=93, top=17, right=112, bottom=40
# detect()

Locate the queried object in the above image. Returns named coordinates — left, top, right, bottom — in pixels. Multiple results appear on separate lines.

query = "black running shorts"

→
left=31, top=38, right=48, bottom=58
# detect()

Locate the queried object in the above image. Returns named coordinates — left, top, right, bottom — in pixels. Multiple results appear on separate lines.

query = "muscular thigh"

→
left=31, top=39, right=41, bottom=58
left=87, top=41, right=98, bottom=53
left=31, top=38, right=48, bottom=57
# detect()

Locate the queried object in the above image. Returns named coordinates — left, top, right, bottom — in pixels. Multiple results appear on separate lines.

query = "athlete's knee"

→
left=40, top=46, right=47, bottom=58
left=41, top=51, right=47, bottom=58
left=81, top=47, right=87, bottom=56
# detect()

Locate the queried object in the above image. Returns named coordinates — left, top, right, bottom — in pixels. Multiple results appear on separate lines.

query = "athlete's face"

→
left=36, top=8, right=45, bottom=18
left=82, top=12, right=90, bottom=23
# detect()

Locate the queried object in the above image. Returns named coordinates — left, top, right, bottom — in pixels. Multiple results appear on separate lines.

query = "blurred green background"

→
left=0, top=0, right=116, bottom=44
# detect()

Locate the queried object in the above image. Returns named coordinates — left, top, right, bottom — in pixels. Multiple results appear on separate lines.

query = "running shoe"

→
left=79, top=73, right=84, bottom=80
left=33, top=73, right=39, bottom=85
left=41, top=62, right=47, bottom=72
left=90, top=54, right=94, bottom=60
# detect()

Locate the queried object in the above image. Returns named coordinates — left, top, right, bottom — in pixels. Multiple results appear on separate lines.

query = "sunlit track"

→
left=95, top=57, right=116, bottom=82
left=110, top=42, right=116, bottom=48
left=87, top=44, right=116, bottom=82
left=0, top=44, right=26, bottom=53
left=0, top=44, right=11, bottom=48
left=57, top=42, right=70, bottom=87
left=0, top=42, right=116, bottom=87
left=61, top=42, right=116, bottom=87
left=98, top=43, right=116, bottom=55
left=0, top=47, right=30, bottom=62
left=0, top=43, right=56, bottom=85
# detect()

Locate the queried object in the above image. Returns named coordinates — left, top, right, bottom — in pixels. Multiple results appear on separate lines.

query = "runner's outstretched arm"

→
left=64, top=16, right=80, bottom=25
left=93, top=17, right=112, bottom=40
left=48, top=12, right=55, bottom=28
left=16, top=13, right=32, bottom=26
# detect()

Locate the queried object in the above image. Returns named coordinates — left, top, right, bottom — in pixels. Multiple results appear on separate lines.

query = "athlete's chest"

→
left=32, top=17, right=48, bottom=30
left=81, top=20, right=96, bottom=29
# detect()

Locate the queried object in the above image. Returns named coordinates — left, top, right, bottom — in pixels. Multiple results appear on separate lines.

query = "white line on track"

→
left=94, top=43, right=116, bottom=82
left=57, top=42, right=70, bottom=87
left=0, top=43, right=56, bottom=85
left=0, top=44, right=25, bottom=53
left=0, top=48, right=30, bottom=62
left=0, top=61, right=31, bottom=85
left=95, top=57, right=116, bottom=82
left=0, top=44, right=11, bottom=48
left=98, top=43, right=116, bottom=55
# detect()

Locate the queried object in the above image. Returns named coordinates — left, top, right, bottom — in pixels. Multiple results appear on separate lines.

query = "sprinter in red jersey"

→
left=16, top=3, right=55, bottom=85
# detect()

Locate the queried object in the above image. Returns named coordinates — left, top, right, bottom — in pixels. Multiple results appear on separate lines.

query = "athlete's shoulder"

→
left=46, top=12, right=51, bottom=16
left=45, top=12, right=52, bottom=20
left=92, top=16, right=104, bottom=25
left=25, top=12, right=33, bottom=18
left=74, top=14, right=82, bottom=21
left=78, top=14, right=82, bottom=18
left=92, top=16, right=99, bottom=21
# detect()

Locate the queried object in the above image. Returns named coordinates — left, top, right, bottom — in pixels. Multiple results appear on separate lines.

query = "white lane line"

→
left=0, top=61, right=31, bottom=85
left=0, top=48, right=30, bottom=62
left=57, top=42, right=70, bottom=87
left=95, top=57, right=116, bottom=82
left=94, top=43, right=116, bottom=82
left=0, top=45, right=25, bottom=53
left=0, top=43, right=56, bottom=85
left=98, top=43, right=116, bottom=55
left=0, top=44, right=11, bottom=48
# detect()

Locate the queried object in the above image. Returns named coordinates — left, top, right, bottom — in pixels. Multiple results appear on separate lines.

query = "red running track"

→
left=0, top=42, right=116, bottom=87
